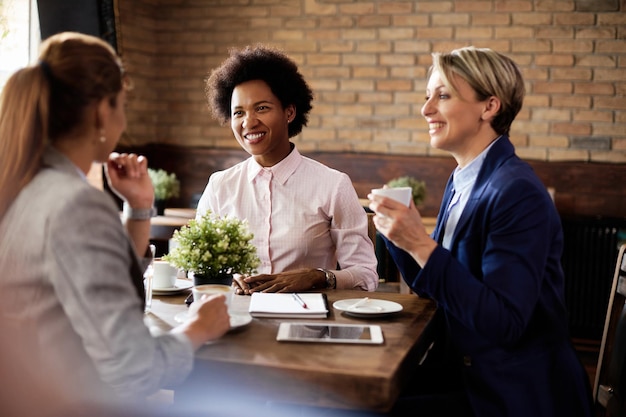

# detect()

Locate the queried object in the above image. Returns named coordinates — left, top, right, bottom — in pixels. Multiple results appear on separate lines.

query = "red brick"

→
left=552, top=40, right=594, bottom=52
left=357, top=41, right=393, bottom=53
left=320, top=41, right=355, bottom=53
left=431, top=13, right=470, bottom=25
left=472, top=13, right=511, bottom=26
left=551, top=68, right=593, bottom=81
left=378, top=1, right=414, bottom=14
left=577, top=27, right=616, bottom=39
left=535, top=27, right=574, bottom=39
left=523, top=68, right=549, bottom=81
left=353, top=66, right=389, bottom=78
left=376, top=80, right=413, bottom=92
left=313, top=67, right=351, bottom=78
left=359, top=92, right=394, bottom=104
left=319, top=16, right=354, bottom=28
left=529, top=135, right=569, bottom=147
left=532, top=108, right=572, bottom=121
left=455, top=1, right=493, bottom=12
left=393, top=15, right=430, bottom=27
left=535, top=54, right=575, bottom=66
left=593, top=124, right=626, bottom=136
left=495, top=26, right=533, bottom=39
left=356, top=15, right=391, bottom=27
left=511, top=120, right=550, bottom=134
left=495, top=1, right=533, bottom=12
left=574, top=82, right=615, bottom=95
left=416, top=2, right=453, bottom=13
left=339, top=3, right=376, bottom=15
left=340, top=79, right=375, bottom=91
left=535, top=1, right=574, bottom=12
left=304, top=0, right=336, bottom=15
left=554, top=12, right=595, bottom=25
left=380, top=54, right=415, bottom=66
left=596, top=40, right=626, bottom=53
left=595, top=68, right=626, bottom=81
left=524, top=94, right=550, bottom=107
left=512, top=39, right=551, bottom=52
left=307, top=54, right=341, bottom=65
left=379, top=28, right=415, bottom=40
left=455, top=27, right=493, bottom=39
left=552, top=96, right=592, bottom=109
left=417, top=27, right=454, bottom=39
left=512, top=12, right=552, bottom=25
left=551, top=122, right=592, bottom=135
left=576, top=55, right=616, bottom=67
left=341, top=29, right=377, bottom=40
left=595, top=97, right=626, bottom=110
left=598, top=13, right=626, bottom=25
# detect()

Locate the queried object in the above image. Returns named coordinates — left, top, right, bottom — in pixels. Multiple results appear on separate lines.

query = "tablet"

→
left=276, top=322, right=383, bottom=344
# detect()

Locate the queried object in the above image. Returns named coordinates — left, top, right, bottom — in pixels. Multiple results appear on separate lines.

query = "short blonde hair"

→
left=430, top=46, right=525, bottom=135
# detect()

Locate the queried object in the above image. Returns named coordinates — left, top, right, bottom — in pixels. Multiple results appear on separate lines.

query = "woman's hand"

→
left=232, top=274, right=256, bottom=295
left=368, top=193, right=437, bottom=268
left=177, top=293, right=230, bottom=349
left=242, top=269, right=326, bottom=293
left=105, top=152, right=154, bottom=208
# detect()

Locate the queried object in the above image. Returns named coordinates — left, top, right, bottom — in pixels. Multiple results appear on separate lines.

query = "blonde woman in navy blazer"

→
left=369, top=47, right=592, bottom=417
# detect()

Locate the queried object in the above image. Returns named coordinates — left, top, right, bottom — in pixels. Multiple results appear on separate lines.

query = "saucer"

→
left=333, top=298, right=403, bottom=318
left=151, top=279, right=193, bottom=295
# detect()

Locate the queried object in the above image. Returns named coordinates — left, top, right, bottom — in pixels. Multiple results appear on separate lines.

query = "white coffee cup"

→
left=371, top=187, right=412, bottom=207
left=152, top=260, right=177, bottom=289
left=192, top=284, right=234, bottom=308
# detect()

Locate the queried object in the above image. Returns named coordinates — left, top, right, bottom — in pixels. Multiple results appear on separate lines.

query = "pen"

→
left=292, top=293, right=308, bottom=309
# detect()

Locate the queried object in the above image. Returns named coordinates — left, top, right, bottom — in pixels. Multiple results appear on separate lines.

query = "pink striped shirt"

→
left=196, top=147, right=378, bottom=291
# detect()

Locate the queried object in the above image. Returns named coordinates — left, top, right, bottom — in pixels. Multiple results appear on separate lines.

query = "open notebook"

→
left=248, top=293, right=329, bottom=318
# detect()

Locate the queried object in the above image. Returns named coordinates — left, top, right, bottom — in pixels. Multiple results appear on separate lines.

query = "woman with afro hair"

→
left=197, top=45, right=378, bottom=294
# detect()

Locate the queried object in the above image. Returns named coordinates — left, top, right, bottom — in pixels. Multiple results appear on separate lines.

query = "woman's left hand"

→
left=105, top=152, right=154, bottom=208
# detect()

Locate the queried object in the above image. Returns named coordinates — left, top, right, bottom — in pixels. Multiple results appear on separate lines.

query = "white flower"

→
left=163, top=211, right=260, bottom=277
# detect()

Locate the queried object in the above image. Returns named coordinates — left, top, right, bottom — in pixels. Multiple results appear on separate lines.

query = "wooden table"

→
left=145, top=289, right=437, bottom=413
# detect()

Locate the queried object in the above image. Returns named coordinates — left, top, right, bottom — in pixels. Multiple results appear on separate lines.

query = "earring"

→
left=99, top=129, right=106, bottom=143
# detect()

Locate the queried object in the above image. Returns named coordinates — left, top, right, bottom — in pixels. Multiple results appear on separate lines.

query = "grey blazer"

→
left=0, top=146, right=193, bottom=405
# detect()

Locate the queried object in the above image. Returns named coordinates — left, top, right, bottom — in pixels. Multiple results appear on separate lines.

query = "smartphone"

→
left=276, top=322, right=384, bottom=344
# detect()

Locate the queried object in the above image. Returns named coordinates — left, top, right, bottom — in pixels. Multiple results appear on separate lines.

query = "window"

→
left=0, top=0, right=40, bottom=92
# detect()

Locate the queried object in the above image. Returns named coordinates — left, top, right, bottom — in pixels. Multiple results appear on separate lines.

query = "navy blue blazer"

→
left=385, top=136, right=592, bottom=416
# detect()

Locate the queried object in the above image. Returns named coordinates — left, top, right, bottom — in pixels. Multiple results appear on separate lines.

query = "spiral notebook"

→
left=248, top=292, right=329, bottom=318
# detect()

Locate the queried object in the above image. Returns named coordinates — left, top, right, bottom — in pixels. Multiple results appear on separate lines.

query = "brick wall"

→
left=116, top=0, right=626, bottom=164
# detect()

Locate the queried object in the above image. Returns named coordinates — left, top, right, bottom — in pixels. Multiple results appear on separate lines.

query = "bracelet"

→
left=123, top=202, right=157, bottom=220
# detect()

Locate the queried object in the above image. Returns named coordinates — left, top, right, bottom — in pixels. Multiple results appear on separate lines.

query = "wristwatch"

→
left=123, top=202, right=157, bottom=220
left=317, top=268, right=336, bottom=289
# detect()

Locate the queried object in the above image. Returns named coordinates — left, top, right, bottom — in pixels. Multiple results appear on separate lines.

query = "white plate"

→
left=151, top=279, right=193, bottom=295
left=333, top=298, right=403, bottom=318
left=174, top=311, right=253, bottom=331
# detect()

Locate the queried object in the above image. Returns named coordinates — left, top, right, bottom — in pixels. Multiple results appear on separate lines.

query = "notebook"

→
left=248, top=292, right=329, bottom=318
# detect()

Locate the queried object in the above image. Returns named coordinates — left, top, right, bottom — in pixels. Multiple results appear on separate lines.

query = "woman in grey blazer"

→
left=0, top=32, right=230, bottom=409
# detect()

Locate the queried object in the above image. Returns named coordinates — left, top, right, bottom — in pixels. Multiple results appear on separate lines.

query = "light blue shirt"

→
left=442, top=137, right=500, bottom=249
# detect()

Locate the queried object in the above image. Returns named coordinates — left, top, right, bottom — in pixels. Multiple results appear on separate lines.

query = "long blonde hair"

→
left=0, top=32, right=124, bottom=219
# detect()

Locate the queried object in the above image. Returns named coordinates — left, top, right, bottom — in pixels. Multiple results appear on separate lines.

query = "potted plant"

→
left=148, top=168, right=180, bottom=215
left=163, top=211, right=260, bottom=286
left=386, top=176, right=426, bottom=207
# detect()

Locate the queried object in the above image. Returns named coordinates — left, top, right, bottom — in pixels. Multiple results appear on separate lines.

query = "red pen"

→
left=292, top=293, right=308, bottom=309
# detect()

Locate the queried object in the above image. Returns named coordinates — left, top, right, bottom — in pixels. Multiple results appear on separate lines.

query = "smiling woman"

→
left=197, top=45, right=379, bottom=295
